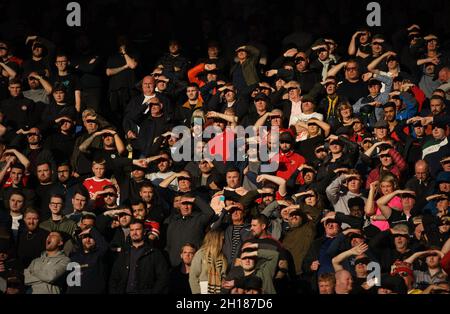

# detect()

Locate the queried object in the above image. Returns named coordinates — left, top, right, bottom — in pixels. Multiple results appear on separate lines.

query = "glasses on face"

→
left=105, top=192, right=117, bottom=198
left=50, top=202, right=63, bottom=206
left=178, top=176, right=191, bottom=181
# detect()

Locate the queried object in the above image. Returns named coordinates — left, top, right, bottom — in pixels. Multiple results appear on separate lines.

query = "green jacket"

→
left=230, top=45, right=261, bottom=87
left=282, top=204, right=321, bottom=275
left=255, top=248, right=279, bottom=294
left=40, top=217, right=77, bottom=238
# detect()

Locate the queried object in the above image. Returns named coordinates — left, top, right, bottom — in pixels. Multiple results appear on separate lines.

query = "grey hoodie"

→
left=24, top=251, right=70, bottom=294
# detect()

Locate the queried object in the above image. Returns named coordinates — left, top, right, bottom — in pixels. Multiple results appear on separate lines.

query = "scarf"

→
left=205, top=253, right=226, bottom=294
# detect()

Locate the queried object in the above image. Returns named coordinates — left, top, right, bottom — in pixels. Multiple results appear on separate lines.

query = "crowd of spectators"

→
left=0, top=0, right=450, bottom=295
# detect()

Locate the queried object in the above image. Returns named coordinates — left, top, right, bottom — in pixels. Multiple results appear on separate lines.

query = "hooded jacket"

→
left=24, top=250, right=70, bottom=294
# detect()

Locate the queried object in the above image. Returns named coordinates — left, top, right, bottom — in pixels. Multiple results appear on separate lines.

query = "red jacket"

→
left=273, top=150, right=305, bottom=181
left=365, top=148, right=407, bottom=189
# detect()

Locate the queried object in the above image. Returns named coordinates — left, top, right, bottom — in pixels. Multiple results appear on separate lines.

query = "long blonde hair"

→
left=201, top=230, right=226, bottom=264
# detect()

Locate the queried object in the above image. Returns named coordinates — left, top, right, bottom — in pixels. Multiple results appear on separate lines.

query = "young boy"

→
left=83, top=159, right=113, bottom=209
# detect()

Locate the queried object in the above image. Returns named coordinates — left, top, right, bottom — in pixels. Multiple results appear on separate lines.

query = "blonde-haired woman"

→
left=365, top=173, right=402, bottom=231
left=189, top=230, right=227, bottom=294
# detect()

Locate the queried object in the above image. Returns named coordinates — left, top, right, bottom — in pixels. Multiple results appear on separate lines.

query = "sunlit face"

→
left=250, top=220, right=265, bottom=238
left=157, top=154, right=171, bottom=172
left=130, top=223, right=144, bottom=243
left=49, top=196, right=64, bottom=215
left=384, top=107, right=396, bottom=122
left=326, top=83, right=337, bottom=95
left=103, top=188, right=117, bottom=206
left=374, top=127, right=388, bottom=140
left=45, top=232, right=63, bottom=251
left=380, top=181, right=394, bottom=195
left=10, top=167, right=24, bottom=185
left=224, top=90, right=236, bottom=103
left=432, top=126, right=445, bottom=140
left=92, top=163, right=105, bottom=178
left=132, top=203, right=147, bottom=220
left=226, top=171, right=240, bottom=189
left=319, top=280, right=334, bottom=294
left=72, top=193, right=87, bottom=212
left=37, top=163, right=51, bottom=183
left=177, top=171, right=192, bottom=191
left=142, top=76, right=155, bottom=95
left=139, top=186, right=154, bottom=203
left=9, top=194, right=24, bottom=213
left=55, top=56, right=68, bottom=72
left=179, top=198, right=193, bottom=217
left=302, top=101, right=314, bottom=114
left=241, top=256, right=256, bottom=271
left=27, top=73, right=40, bottom=89
left=254, top=99, right=267, bottom=112
left=430, top=100, right=444, bottom=116
left=345, top=62, right=359, bottom=80
left=186, top=87, right=198, bottom=100
left=24, top=212, right=39, bottom=231
left=394, top=234, right=408, bottom=249
left=8, top=83, right=21, bottom=97
left=325, top=222, right=340, bottom=237
left=180, top=246, right=196, bottom=265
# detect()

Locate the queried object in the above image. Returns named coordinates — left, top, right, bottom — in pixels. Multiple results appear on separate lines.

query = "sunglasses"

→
left=178, top=176, right=191, bottom=181
left=295, top=57, right=305, bottom=63
left=104, top=192, right=117, bottom=197
left=86, top=119, right=97, bottom=123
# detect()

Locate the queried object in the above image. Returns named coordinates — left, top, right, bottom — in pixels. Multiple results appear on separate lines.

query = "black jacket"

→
left=109, top=241, right=170, bottom=294
left=67, top=228, right=109, bottom=294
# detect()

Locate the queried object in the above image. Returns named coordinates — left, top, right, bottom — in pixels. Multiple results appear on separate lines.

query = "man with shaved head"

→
left=123, top=75, right=172, bottom=143
left=335, top=270, right=353, bottom=294
left=405, top=160, right=435, bottom=206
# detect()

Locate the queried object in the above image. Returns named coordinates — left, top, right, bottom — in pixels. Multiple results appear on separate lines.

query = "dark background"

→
left=1, top=0, right=450, bottom=75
